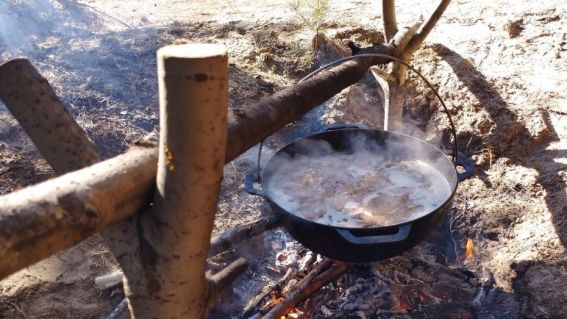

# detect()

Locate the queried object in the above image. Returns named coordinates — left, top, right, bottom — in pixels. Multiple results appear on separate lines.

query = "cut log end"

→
left=158, top=43, right=228, bottom=59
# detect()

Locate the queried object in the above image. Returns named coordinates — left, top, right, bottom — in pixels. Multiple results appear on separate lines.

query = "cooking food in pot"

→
left=267, top=151, right=451, bottom=227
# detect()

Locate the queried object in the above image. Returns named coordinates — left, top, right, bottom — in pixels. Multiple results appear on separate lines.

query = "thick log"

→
left=125, top=43, right=230, bottom=318
left=0, top=146, right=157, bottom=279
left=0, top=59, right=100, bottom=169
left=224, top=45, right=394, bottom=162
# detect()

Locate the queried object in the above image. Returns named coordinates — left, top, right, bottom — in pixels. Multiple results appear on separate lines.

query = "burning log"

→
left=248, top=259, right=349, bottom=319
left=262, top=259, right=348, bottom=319
left=243, top=267, right=295, bottom=317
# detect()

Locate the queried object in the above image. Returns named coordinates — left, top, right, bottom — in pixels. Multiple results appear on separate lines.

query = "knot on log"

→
left=57, top=193, right=101, bottom=230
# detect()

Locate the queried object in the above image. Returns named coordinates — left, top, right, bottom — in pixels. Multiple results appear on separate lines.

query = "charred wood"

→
left=209, top=215, right=279, bottom=257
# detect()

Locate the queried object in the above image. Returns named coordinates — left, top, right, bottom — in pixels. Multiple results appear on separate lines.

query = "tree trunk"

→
left=124, top=43, right=229, bottom=318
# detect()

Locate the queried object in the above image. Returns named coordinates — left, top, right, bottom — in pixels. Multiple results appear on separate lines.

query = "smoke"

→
left=0, top=0, right=160, bottom=156
left=0, top=0, right=103, bottom=56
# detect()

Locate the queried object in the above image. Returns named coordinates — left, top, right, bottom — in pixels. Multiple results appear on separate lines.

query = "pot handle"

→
left=244, top=168, right=265, bottom=197
left=336, top=224, right=412, bottom=245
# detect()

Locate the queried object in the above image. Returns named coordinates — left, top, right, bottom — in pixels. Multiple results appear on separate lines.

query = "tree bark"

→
left=0, top=59, right=100, bottom=169
left=0, top=146, right=157, bottom=279
left=123, top=43, right=229, bottom=318
left=224, top=45, right=394, bottom=162
left=382, top=0, right=398, bottom=43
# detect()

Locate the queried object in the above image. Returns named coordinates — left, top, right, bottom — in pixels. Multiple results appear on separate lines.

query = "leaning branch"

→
left=0, top=59, right=100, bottom=172
left=224, top=45, right=394, bottom=162
left=206, top=257, right=249, bottom=310
left=404, top=0, right=451, bottom=56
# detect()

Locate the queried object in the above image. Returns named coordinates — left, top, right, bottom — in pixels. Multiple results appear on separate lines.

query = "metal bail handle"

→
left=300, top=53, right=459, bottom=164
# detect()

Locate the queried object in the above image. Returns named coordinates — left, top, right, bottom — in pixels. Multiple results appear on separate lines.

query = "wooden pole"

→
left=0, top=146, right=157, bottom=279
left=382, top=0, right=398, bottom=43
left=124, top=43, right=230, bottom=318
left=0, top=59, right=100, bottom=169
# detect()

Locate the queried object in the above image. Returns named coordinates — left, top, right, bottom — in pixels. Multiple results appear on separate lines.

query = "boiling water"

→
left=267, top=152, right=452, bottom=227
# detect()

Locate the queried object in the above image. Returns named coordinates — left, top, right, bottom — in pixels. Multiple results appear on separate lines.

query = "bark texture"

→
left=382, top=0, right=398, bottom=42
left=0, top=59, right=100, bottom=170
left=224, top=45, right=394, bottom=162
left=0, top=146, right=157, bottom=279
left=124, top=43, right=229, bottom=318
left=404, top=0, right=452, bottom=57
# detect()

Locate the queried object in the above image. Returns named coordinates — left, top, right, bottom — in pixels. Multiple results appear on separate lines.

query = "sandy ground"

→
left=0, top=0, right=566, bottom=318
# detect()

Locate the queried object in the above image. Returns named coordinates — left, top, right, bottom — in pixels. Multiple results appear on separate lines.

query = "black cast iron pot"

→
left=245, top=128, right=473, bottom=263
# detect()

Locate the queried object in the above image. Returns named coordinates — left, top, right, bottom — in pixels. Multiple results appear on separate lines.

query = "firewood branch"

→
left=261, top=260, right=349, bottom=319
left=0, top=59, right=100, bottom=171
left=206, top=257, right=249, bottom=310
left=0, top=146, right=157, bottom=279
left=382, top=0, right=398, bottom=43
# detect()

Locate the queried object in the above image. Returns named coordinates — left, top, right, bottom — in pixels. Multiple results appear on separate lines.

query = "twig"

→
left=207, top=257, right=250, bottom=310
left=382, top=0, right=398, bottom=43
left=209, top=215, right=280, bottom=257
left=243, top=267, right=295, bottom=316
left=105, top=299, right=128, bottom=319
left=6, top=301, right=32, bottom=319
left=261, top=260, right=349, bottom=319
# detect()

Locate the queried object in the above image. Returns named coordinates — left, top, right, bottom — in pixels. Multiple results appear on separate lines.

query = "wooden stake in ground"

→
left=123, top=43, right=232, bottom=318
left=378, top=0, right=451, bottom=131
